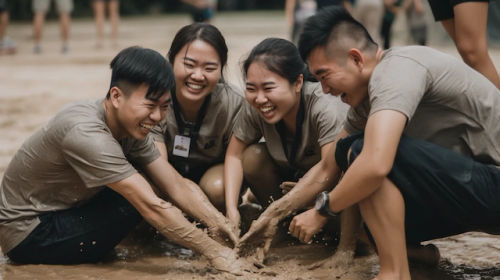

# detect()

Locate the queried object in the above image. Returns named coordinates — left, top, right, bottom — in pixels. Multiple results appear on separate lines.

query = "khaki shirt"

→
left=0, top=99, right=160, bottom=253
left=234, top=82, right=348, bottom=175
left=151, top=83, right=245, bottom=178
left=345, top=46, right=500, bottom=167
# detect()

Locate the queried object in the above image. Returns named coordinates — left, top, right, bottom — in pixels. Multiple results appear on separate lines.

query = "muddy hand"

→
left=279, top=181, right=297, bottom=194
left=237, top=214, right=278, bottom=263
left=209, top=246, right=245, bottom=275
left=209, top=218, right=240, bottom=248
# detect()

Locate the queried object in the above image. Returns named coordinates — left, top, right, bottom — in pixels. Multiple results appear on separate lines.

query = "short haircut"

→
left=298, top=6, right=378, bottom=63
left=107, top=46, right=175, bottom=100
left=243, top=37, right=306, bottom=85
left=167, top=23, right=228, bottom=75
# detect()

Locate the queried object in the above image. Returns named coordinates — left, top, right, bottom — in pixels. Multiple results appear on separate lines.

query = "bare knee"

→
left=199, top=164, right=225, bottom=211
left=242, top=143, right=272, bottom=179
left=455, top=38, right=488, bottom=68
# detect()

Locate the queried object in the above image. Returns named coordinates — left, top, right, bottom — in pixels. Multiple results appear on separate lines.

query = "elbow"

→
left=370, top=159, right=393, bottom=179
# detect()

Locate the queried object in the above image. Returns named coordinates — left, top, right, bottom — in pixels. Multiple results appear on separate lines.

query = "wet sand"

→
left=1, top=11, right=500, bottom=279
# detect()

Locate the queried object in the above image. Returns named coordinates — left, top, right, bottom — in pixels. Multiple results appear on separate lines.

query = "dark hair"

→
left=298, top=6, right=378, bottom=62
left=107, top=46, right=175, bottom=101
left=167, top=23, right=228, bottom=73
left=243, top=38, right=306, bottom=84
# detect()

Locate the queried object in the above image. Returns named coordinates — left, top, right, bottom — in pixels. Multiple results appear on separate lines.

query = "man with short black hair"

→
left=289, top=6, right=500, bottom=280
left=0, top=46, right=242, bottom=275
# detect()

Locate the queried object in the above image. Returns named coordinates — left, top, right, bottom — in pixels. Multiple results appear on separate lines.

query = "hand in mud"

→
left=209, top=216, right=240, bottom=248
left=279, top=181, right=297, bottom=194
left=209, top=246, right=248, bottom=276
left=289, top=208, right=328, bottom=244
left=237, top=211, right=279, bottom=264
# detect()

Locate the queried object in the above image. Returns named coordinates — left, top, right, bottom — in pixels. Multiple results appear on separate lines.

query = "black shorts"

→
left=428, top=0, right=489, bottom=21
left=336, top=133, right=500, bottom=244
left=7, top=188, right=142, bottom=264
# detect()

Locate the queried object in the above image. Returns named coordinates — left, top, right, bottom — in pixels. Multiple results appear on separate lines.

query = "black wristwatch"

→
left=315, top=191, right=338, bottom=217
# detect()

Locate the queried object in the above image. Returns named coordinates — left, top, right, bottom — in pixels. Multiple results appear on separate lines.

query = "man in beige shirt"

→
left=0, top=46, right=243, bottom=274
left=290, top=6, right=500, bottom=280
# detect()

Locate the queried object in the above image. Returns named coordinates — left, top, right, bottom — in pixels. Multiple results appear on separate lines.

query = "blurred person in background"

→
left=286, top=0, right=352, bottom=45
left=380, top=0, right=403, bottom=49
left=352, top=0, right=384, bottom=45
left=181, top=0, right=215, bottom=22
left=0, top=0, right=16, bottom=55
left=428, top=0, right=500, bottom=89
left=92, top=0, right=120, bottom=49
left=405, top=0, right=427, bottom=46
left=32, top=0, right=73, bottom=54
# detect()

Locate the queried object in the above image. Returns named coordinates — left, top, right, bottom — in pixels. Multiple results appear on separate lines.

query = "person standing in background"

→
left=32, top=0, right=73, bottom=54
left=92, top=0, right=120, bottom=49
left=0, top=0, right=16, bottom=55
left=380, top=0, right=403, bottom=49
left=405, top=0, right=427, bottom=46
left=428, top=0, right=500, bottom=89
left=352, top=0, right=384, bottom=45
left=286, top=0, right=351, bottom=45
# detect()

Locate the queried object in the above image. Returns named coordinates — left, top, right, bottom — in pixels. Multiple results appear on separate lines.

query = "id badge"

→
left=173, top=135, right=191, bottom=158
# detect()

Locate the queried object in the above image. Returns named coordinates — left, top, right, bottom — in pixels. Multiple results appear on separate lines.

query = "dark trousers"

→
left=336, top=133, right=500, bottom=244
left=7, top=188, right=142, bottom=264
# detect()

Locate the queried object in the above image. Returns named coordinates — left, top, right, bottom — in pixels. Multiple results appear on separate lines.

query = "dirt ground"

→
left=0, top=10, right=500, bottom=280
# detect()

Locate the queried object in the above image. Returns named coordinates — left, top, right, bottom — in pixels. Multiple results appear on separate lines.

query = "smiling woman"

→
left=223, top=37, right=349, bottom=238
left=150, top=23, right=245, bottom=212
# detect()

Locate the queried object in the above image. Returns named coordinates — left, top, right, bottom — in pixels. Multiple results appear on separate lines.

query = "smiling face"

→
left=245, top=61, right=302, bottom=126
left=172, top=39, right=221, bottom=105
left=112, top=83, right=170, bottom=140
left=307, top=46, right=368, bottom=108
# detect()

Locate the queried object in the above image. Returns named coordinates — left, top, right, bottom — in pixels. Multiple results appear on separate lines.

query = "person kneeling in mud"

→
left=290, top=6, right=500, bottom=280
left=0, top=46, right=245, bottom=275
left=150, top=23, right=245, bottom=218
left=224, top=38, right=359, bottom=264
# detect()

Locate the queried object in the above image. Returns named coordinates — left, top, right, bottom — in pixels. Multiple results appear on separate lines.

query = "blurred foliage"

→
left=7, top=0, right=285, bottom=21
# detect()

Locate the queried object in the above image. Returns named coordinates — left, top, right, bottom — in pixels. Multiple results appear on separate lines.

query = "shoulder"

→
left=55, top=99, right=106, bottom=128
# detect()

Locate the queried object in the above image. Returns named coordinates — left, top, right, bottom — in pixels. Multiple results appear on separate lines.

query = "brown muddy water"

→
left=1, top=10, right=499, bottom=280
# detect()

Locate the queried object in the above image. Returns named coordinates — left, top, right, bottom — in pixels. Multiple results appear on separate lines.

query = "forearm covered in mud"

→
left=145, top=156, right=225, bottom=229
left=146, top=198, right=223, bottom=260
left=107, top=172, right=223, bottom=260
left=173, top=178, right=228, bottom=230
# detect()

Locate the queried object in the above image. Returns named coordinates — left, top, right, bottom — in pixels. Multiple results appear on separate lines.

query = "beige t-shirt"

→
left=151, top=83, right=244, bottom=178
left=345, top=46, right=500, bottom=166
left=234, top=82, right=348, bottom=175
left=0, top=99, right=160, bottom=253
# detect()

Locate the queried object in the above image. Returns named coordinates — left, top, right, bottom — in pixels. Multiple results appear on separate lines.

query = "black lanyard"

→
left=276, top=94, right=305, bottom=166
left=171, top=91, right=211, bottom=143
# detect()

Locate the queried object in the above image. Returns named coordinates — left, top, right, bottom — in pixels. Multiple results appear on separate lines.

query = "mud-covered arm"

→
left=145, top=155, right=238, bottom=244
left=107, top=171, right=244, bottom=274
